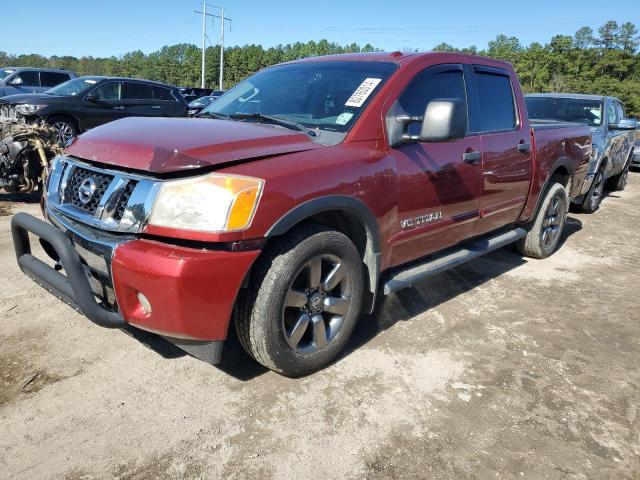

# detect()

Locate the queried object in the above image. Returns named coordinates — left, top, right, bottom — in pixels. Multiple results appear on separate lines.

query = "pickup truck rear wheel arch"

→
left=265, top=196, right=381, bottom=305
left=527, top=158, right=574, bottom=223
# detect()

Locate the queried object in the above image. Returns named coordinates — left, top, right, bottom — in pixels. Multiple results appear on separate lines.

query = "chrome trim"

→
left=46, top=156, right=161, bottom=234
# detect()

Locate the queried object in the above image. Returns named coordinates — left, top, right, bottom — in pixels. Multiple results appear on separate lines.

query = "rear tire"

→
left=607, top=154, right=632, bottom=192
left=517, top=182, right=568, bottom=259
left=579, top=164, right=605, bottom=213
left=235, top=225, right=364, bottom=376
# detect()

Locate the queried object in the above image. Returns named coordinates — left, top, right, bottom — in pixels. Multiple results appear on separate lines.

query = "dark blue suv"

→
left=0, top=67, right=76, bottom=97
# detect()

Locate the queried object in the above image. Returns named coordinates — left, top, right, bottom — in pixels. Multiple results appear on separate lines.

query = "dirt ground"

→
left=0, top=174, right=639, bottom=480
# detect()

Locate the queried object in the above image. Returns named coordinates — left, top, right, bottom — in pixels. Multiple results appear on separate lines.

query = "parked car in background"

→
left=526, top=94, right=637, bottom=212
left=179, top=87, right=221, bottom=103
left=12, top=52, right=591, bottom=376
left=0, top=67, right=75, bottom=97
left=632, top=138, right=640, bottom=169
left=0, top=76, right=187, bottom=144
left=187, top=92, right=225, bottom=116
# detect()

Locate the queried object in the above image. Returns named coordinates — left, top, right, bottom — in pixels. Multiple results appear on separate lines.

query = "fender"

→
left=266, top=195, right=382, bottom=302
left=524, top=156, right=575, bottom=224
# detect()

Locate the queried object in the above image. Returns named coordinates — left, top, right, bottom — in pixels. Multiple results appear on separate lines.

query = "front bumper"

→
left=11, top=212, right=260, bottom=363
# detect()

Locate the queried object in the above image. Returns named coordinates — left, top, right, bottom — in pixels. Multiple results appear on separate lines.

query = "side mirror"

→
left=9, top=77, right=24, bottom=86
left=85, top=91, right=100, bottom=102
left=610, top=118, right=638, bottom=131
left=419, top=99, right=467, bottom=142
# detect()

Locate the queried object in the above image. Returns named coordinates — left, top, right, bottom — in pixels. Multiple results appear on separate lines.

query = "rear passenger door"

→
left=121, top=82, right=162, bottom=117
left=469, top=65, right=532, bottom=236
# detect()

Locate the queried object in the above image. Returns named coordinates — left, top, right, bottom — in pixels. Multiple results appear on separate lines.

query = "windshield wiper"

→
left=229, top=112, right=316, bottom=137
left=196, top=111, right=229, bottom=119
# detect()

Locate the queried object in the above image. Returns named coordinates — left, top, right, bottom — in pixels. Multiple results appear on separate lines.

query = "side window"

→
left=15, top=71, right=40, bottom=87
left=474, top=68, right=517, bottom=132
left=607, top=102, right=618, bottom=124
left=92, top=82, right=121, bottom=100
left=152, top=86, right=174, bottom=101
left=122, top=82, right=154, bottom=100
left=398, top=65, right=467, bottom=135
left=41, top=72, right=71, bottom=88
left=615, top=102, right=625, bottom=121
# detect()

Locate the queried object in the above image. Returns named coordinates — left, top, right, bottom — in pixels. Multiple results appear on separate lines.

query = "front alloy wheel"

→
left=283, top=254, right=352, bottom=354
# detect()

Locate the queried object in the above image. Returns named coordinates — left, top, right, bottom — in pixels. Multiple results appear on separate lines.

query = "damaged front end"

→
left=0, top=117, right=64, bottom=194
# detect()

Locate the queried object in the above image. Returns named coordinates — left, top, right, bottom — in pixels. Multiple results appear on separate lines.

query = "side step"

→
left=382, top=228, right=527, bottom=295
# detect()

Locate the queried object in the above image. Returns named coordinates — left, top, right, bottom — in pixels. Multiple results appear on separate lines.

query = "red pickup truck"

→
left=11, top=52, right=591, bottom=375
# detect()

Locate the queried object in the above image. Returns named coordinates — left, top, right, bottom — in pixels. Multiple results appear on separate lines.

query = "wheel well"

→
left=268, top=208, right=379, bottom=312
left=549, top=166, right=570, bottom=188
left=46, top=114, right=79, bottom=132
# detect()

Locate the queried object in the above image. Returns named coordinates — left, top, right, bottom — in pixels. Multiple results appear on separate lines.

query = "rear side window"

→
left=15, top=71, right=40, bottom=87
left=152, top=86, right=174, bottom=101
left=122, top=82, right=154, bottom=100
left=41, top=72, right=71, bottom=87
left=398, top=65, right=467, bottom=136
left=607, top=102, right=619, bottom=124
left=474, top=68, right=516, bottom=132
left=615, top=102, right=625, bottom=121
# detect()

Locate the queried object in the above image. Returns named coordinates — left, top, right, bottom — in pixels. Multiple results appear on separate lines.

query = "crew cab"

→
left=526, top=94, right=637, bottom=212
left=11, top=53, right=591, bottom=375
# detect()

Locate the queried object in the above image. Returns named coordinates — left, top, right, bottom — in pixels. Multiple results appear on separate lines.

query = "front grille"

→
left=113, top=180, right=137, bottom=221
left=65, top=167, right=114, bottom=215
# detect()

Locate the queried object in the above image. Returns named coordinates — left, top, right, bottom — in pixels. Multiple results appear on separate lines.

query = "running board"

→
left=382, top=228, right=527, bottom=295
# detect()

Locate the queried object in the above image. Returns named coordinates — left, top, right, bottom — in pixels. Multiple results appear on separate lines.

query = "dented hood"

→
left=66, top=116, right=324, bottom=174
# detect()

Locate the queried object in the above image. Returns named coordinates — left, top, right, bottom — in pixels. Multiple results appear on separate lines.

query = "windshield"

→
left=0, top=69, right=16, bottom=82
left=46, top=77, right=102, bottom=96
left=201, top=61, right=397, bottom=144
left=526, top=96, right=603, bottom=127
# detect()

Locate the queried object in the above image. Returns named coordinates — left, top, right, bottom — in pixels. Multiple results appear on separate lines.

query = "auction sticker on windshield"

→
left=345, top=78, right=382, bottom=107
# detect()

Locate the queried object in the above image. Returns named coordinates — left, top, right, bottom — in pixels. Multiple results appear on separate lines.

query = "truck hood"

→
left=65, top=117, right=325, bottom=174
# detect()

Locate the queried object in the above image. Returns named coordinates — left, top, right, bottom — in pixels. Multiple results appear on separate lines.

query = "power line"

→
left=194, top=3, right=232, bottom=90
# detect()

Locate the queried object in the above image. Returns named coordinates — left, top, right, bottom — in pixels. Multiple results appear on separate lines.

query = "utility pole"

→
left=194, top=4, right=232, bottom=90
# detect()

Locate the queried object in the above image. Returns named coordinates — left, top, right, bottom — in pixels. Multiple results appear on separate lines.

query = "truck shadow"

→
left=338, top=216, right=583, bottom=366
left=123, top=216, right=582, bottom=382
left=0, top=192, right=41, bottom=204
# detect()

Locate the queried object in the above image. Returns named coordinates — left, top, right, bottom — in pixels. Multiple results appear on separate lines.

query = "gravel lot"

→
left=1, top=174, right=639, bottom=480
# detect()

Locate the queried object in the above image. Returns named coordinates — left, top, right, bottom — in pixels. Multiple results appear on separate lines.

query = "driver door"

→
left=387, top=64, right=483, bottom=267
left=81, top=81, right=126, bottom=130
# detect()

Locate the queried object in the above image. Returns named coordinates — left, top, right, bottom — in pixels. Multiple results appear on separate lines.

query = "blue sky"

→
left=2, top=0, right=639, bottom=57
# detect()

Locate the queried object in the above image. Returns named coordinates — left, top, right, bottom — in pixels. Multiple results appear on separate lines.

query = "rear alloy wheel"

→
left=580, top=165, right=605, bottom=213
left=235, top=225, right=364, bottom=376
left=518, top=182, right=568, bottom=259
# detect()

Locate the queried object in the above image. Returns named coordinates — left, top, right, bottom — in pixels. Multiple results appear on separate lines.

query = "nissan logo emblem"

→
left=78, top=177, right=97, bottom=205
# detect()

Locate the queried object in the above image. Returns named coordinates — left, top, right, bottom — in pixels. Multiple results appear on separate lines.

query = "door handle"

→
left=462, top=150, right=481, bottom=164
left=517, top=142, right=531, bottom=153
left=113, top=106, right=125, bottom=110
left=152, top=105, right=162, bottom=109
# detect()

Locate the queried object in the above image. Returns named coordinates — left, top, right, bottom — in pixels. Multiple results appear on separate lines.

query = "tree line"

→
left=1, top=21, right=638, bottom=116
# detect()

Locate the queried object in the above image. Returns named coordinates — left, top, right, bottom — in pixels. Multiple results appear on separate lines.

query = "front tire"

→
left=607, top=154, right=632, bottom=192
left=517, top=182, right=568, bottom=259
left=235, top=225, right=364, bottom=376
left=47, top=116, right=77, bottom=146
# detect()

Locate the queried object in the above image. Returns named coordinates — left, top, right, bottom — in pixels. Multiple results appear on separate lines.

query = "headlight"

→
left=148, top=173, right=264, bottom=233
left=15, top=104, right=45, bottom=115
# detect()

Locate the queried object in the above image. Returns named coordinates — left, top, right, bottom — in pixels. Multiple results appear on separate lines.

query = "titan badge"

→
left=400, top=211, right=443, bottom=229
